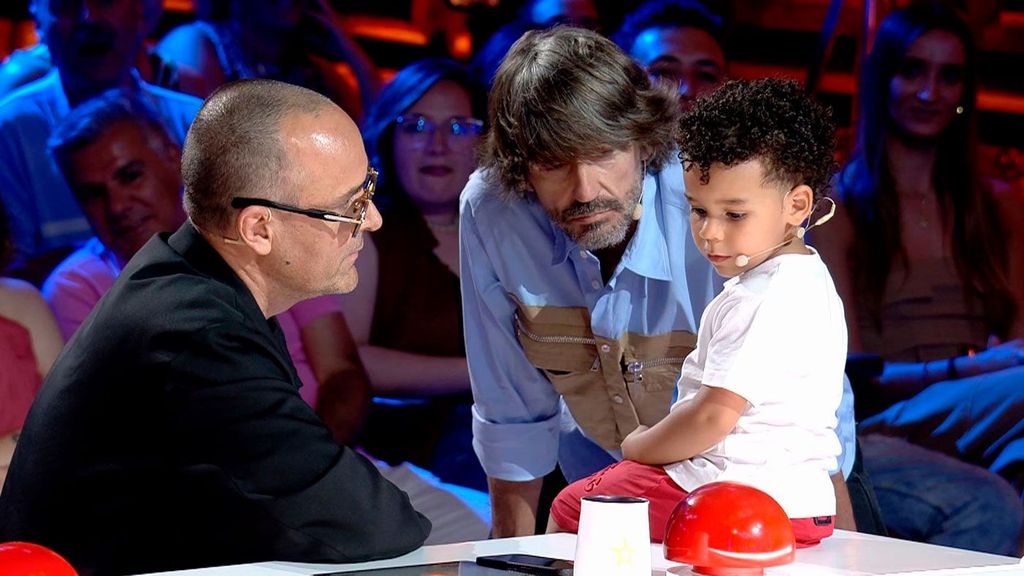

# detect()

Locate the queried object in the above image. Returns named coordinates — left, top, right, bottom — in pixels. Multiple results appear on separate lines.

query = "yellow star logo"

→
left=610, top=537, right=636, bottom=568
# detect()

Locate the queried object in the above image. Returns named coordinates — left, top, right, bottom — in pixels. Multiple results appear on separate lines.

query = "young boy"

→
left=548, top=78, right=846, bottom=547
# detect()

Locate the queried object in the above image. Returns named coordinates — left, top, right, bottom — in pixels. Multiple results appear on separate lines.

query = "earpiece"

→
left=733, top=197, right=836, bottom=268
left=632, top=202, right=643, bottom=221
left=811, top=197, right=836, bottom=228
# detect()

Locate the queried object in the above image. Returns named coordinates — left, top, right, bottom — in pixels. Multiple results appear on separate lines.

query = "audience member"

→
left=42, top=90, right=184, bottom=339
left=549, top=78, right=845, bottom=547
left=157, top=0, right=378, bottom=119
left=0, top=0, right=206, bottom=99
left=817, top=3, right=1024, bottom=553
left=345, top=58, right=487, bottom=490
left=461, top=26, right=862, bottom=537
left=0, top=0, right=201, bottom=265
left=613, top=0, right=726, bottom=111
left=0, top=79, right=429, bottom=575
left=0, top=200, right=63, bottom=492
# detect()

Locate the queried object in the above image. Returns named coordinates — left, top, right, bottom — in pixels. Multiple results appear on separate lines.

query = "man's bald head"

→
left=182, top=79, right=338, bottom=232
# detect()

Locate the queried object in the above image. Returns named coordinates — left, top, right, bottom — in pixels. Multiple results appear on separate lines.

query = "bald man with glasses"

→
left=0, top=79, right=429, bottom=576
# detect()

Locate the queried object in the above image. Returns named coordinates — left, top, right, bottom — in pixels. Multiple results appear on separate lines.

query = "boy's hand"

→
left=623, top=386, right=747, bottom=466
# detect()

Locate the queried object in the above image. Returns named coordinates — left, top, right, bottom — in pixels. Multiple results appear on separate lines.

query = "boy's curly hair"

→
left=678, top=78, right=837, bottom=200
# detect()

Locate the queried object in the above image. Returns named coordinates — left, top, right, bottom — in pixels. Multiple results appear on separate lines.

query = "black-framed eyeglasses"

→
left=231, top=166, right=377, bottom=238
left=395, top=114, right=484, bottom=149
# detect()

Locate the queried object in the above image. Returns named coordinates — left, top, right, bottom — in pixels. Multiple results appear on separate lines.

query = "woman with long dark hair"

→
left=341, top=58, right=487, bottom=490
left=818, top=3, right=1024, bottom=494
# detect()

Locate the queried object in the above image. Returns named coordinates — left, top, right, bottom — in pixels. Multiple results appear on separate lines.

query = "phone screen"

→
left=476, top=553, right=574, bottom=575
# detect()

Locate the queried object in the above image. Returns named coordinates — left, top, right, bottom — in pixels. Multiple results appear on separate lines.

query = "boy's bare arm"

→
left=621, top=386, right=747, bottom=465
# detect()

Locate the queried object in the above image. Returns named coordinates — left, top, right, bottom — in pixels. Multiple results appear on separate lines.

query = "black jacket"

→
left=0, top=223, right=430, bottom=575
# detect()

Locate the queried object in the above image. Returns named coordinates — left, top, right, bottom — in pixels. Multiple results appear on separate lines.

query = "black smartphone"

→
left=475, top=554, right=574, bottom=576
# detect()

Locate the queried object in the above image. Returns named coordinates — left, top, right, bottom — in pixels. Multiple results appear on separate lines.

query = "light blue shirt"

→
left=460, top=155, right=858, bottom=483
left=0, top=71, right=201, bottom=263
left=459, top=156, right=719, bottom=482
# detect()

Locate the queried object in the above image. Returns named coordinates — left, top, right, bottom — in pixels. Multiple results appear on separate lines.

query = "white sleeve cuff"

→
left=472, top=406, right=560, bottom=482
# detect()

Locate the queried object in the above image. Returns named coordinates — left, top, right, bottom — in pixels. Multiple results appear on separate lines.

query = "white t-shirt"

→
left=663, top=248, right=846, bottom=519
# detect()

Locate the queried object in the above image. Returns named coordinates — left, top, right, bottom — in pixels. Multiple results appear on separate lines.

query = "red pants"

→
left=550, top=460, right=834, bottom=547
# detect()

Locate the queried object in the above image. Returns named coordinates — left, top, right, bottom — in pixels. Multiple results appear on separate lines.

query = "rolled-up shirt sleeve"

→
left=460, top=195, right=562, bottom=482
left=471, top=406, right=560, bottom=480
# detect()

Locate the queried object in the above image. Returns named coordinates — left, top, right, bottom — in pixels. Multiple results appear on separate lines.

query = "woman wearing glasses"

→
left=341, top=58, right=488, bottom=490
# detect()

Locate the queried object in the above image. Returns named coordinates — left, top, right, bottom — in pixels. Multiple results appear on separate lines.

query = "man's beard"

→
left=550, top=178, right=643, bottom=251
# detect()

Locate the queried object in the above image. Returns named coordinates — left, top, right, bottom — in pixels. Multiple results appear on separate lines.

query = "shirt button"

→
left=591, top=280, right=601, bottom=290
left=600, top=344, right=611, bottom=353
left=612, top=394, right=624, bottom=404
left=579, top=249, right=588, bottom=258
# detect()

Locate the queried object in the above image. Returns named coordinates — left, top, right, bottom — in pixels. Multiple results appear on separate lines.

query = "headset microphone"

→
left=632, top=201, right=643, bottom=221
left=734, top=198, right=836, bottom=268
left=735, top=234, right=798, bottom=267
left=632, top=160, right=648, bottom=221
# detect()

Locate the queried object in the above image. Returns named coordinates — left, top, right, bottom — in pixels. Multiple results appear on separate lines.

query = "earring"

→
left=955, top=105, right=964, bottom=115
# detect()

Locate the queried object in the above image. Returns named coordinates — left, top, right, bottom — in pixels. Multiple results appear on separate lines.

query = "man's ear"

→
left=236, top=207, right=274, bottom=256
left=785, top=184, right=814, bottom=226
left=637, top=143, right=654, bottom=168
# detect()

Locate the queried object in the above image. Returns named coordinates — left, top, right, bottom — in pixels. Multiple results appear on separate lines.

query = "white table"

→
left=142, top=531, right=1024, bottom=576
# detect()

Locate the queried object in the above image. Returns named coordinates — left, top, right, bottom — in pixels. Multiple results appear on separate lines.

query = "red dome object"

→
left=0, top=542, right=78, bottom=576
left=663, top=481, right=795, bottom=576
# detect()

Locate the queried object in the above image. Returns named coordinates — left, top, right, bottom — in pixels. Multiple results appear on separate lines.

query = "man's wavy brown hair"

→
left=481, top=26, right=681, bottom=197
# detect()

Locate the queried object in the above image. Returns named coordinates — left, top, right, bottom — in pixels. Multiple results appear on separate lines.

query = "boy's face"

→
left=684, top=159, right=804, bottom=278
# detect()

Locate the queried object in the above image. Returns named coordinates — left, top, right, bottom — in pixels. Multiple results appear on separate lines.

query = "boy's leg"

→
left=548, top=460, right=688, bottom=541
left=791, top=516, right=835, bottom=547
